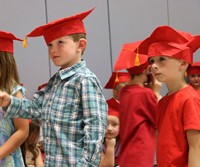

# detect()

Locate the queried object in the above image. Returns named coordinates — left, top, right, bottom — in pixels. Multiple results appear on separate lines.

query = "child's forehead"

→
left=107, top=115, right=119, bottom=122
left=149, top=55, right=169, bottom=60
left=49, top=35, right=73, bottom=43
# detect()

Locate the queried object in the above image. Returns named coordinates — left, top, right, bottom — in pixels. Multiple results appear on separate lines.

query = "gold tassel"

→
left=115, top=72, right=119, bottom=82
left=135, top=47, right=140, bottom=66
left=22, top=37, right=27, bottom=48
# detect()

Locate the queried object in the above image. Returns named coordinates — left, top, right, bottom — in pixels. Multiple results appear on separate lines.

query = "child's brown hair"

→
left=0, top=51, right=20, bottom=94
left=69, top=33, right=86, bottom=55
left=21, top=119, right=41, bottom=165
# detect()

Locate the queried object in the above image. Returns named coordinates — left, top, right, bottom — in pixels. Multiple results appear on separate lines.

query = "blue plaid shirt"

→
left=5, top=60, right=107, bottom=167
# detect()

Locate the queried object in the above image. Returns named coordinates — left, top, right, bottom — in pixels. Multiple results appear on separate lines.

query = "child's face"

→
left=113, top=83, right=127, bottom=100
left=47, top=35, right=81, bottom=69
left=188, top=74, right=200, bottom=89
left=149, top=56, right=184, bottom=83
left=106, top=115, right=119, bottom=139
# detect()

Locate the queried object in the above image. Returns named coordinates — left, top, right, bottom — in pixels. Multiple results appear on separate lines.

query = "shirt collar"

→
left=58, top=60, right=86, bottom=80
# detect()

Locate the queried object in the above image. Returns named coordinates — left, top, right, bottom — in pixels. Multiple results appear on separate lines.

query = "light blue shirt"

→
left=0, top=85, right=26, bottom=167
left=5, top=60, right=107, bottom=167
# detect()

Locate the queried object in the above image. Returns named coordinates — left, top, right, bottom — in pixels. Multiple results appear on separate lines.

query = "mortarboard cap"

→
left=137, top=25, right=200, bottom=64
left=0, top=30, right=22, bottom=53
left=114, top=41, right=149, bottom=75
left=107, top=98, right=120, bottom=118
left=104, top=72, right=131, bottom=89
left=187, top=62, right=200, bottom=75
left=37, top=83, right=47, bottom=90
left=23, top=7, right=95, bottom=47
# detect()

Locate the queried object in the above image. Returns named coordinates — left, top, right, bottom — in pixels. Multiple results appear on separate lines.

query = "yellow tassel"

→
left=135, top=48, right=140, bottom=66
left=22, top=37, right=27, bottom=48
left=115, top=72, right=119, bottom=82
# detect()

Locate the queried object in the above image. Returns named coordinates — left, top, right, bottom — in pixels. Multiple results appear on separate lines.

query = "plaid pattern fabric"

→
left=6, top=60, right=107, bottom=167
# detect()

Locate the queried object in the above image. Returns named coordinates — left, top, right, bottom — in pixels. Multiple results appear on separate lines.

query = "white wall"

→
left=0, top=0, right=200, bottom=99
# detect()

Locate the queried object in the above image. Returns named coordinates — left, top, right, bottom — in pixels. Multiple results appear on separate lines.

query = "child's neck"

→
left=127, top=79, right=144, bottom=87
left=167, top=82, right=188, bottom=95
left=192, top=85, right=200, bottom=91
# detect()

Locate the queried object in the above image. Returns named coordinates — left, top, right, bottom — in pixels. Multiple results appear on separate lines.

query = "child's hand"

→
left=0, top=91, right=11, bottom=107
left=150, top=76, right=162, bottom=92
left=105, top=138, right=116, bottom=148
left=148, top=76, right=162, bottom=101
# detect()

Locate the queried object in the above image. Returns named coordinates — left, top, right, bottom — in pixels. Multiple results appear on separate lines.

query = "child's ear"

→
left=78, top=38, right=87, bottom=52
left=180, top=61, right=189, bottom=70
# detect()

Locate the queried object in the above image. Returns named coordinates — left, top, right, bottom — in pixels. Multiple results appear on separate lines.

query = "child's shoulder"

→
left=12, top=84, right=26, bottom=96
left=123, top=85, right=156, bottom=99
left=179, top=85, right=199, bottom=99
left=76, top=67, right=99, bottom=82
left=136, top=85, right=155, bottom=95
left=162, top=85, right=200, bottom=104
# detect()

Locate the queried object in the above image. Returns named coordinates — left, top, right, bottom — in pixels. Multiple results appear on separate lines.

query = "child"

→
left=0, top=8, right=107, bottom=167
left=114, top=41, right=162, bottom=101
left=138, top=25, right=200, bottom=166
left=104, top=71, right=131, bottom=100
left=114, top=41, right=158, bottom=167
left=99, top=98, right=120, bottom=167
left=187, top=62, right=200, bottom=94
left=0, top=30, right=29, bottom=166
left=21, top=119, right=44, bottom=167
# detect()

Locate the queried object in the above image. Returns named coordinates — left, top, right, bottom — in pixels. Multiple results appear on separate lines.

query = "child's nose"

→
left=151, top=63, right=158, bottom=71
left=107, top=125, right=112, bottom=131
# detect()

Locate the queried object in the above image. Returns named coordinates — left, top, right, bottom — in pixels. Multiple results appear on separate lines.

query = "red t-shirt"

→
left=118, top=84, right=157, bottom=167
left=196, top=90, right=200, bottom=96
left=157, top=85, right=200, bottom=167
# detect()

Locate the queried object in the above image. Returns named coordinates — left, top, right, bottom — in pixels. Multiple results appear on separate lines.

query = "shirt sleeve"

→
left=4, top=92, right=42, bottom=120
left=183, top=97, right=200, bottom=131
left=77, top=77, right=107, bottom=166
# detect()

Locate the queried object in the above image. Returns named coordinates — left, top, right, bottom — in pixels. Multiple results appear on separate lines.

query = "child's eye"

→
left=58, top=41, right=64, bottom=45
left=113, top=123, right=119, bottom=127
left=47, top=43, right=52, bottom=47
left=149, top=59, right=154, bottom=65
left=159, top=57, right=166, bottom=61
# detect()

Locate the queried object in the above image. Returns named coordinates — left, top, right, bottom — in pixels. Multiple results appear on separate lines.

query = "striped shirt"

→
left=5, top=60, right=107, bottom=166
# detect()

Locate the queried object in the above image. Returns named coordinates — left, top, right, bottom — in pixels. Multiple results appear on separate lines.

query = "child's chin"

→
left=106, top=135, right=115, bottom=139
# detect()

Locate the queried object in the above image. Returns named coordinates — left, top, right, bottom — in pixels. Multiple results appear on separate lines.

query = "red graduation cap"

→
left=187, top=62, right=200, bottom=75
left=23, top=7, right=95, bottom=46
left=0, top=30, right=22, bottom=53
left=104, top=72, right=131, bottom=89
left=114, top=41, right=149, bottom=75
left=106, top=98, right=120, bottom=118
left=137, top=25, right=200, bottom=64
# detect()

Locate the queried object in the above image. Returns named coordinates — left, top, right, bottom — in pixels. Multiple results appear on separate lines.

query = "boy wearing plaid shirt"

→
left=0, top=8, right=107, bottom=167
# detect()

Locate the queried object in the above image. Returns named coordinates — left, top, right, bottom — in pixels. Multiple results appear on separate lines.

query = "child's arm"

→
left=99, top=138, right=116, bottom=167
left=187, top=129, right=200, bottom=167
left=35, top=146, right=44, bottom=167
left=78, top=78, right=107, bottom=166
left=0, top=89, right=42, bottom=120
left=0, top=90, right=11, bottom=107
left=0, top=91, right=29, bottom=159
